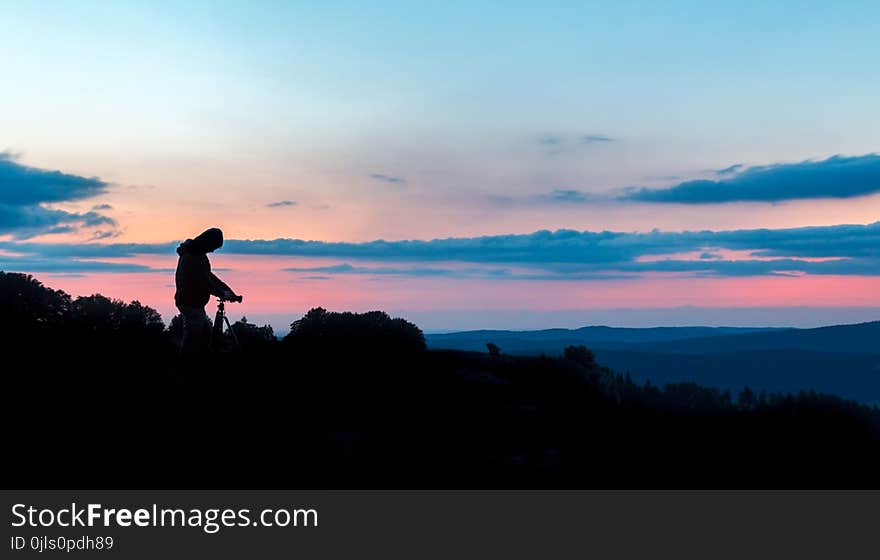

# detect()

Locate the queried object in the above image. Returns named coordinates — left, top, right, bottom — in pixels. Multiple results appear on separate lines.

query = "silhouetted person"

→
left=174, top=227, right=241, bottom=353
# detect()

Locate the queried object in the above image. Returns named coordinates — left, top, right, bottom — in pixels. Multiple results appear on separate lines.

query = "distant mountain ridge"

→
left=427, top=322, right=880, bottom=354
left=427, top=325, right=793, bottom=354
left=427, top=321, right=880, bottom=403
left=632, top=321, right=880, bottom=355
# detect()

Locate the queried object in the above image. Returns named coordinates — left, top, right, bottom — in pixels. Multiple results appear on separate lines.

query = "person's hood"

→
left=177, top=227, right=224, bottom=255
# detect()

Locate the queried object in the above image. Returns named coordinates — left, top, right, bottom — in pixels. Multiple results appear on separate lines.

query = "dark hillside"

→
left=3, top=271, right=880, bottom=489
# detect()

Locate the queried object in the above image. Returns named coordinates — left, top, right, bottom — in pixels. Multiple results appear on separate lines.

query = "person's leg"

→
left=179, top=305, right=211, bottom=353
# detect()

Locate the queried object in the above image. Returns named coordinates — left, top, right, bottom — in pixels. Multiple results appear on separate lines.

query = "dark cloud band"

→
left=624, top=154, right=880, bottom=204
left=0, top=153, right=114, bottom=238
left=3, top=221, right=880, bottom=278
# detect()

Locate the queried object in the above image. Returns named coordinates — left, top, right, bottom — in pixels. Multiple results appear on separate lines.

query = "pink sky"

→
left=31, top=261, right=880, bottom=334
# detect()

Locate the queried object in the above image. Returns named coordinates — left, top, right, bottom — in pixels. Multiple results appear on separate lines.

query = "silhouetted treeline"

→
left=284, top=306, right=426, bottom=355
left=1, top=272, right=168, bottom=363
left=3, top=270, right=880, bottom=488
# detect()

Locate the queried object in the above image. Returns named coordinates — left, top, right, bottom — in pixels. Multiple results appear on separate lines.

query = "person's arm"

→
left=207, top=271, right=238, bottom=300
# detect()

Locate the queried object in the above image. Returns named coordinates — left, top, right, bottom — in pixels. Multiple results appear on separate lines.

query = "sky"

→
left=1, top=1, right=879, bottom=333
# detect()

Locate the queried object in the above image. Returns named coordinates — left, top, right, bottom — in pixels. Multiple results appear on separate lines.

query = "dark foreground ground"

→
left=4, top=271, right=880, bottom=488
left=7, top=343, right=880, bottom=488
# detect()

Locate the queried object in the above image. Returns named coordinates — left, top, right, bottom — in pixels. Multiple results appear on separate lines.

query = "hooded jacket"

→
left=174, top=228, right=232, bottom=308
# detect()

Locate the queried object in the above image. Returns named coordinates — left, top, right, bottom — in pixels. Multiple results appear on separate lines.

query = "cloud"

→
left=539, top=136, right=564, bottom=146
left=538, top=134, right=615, bottom=154
left=580, top=135, right=614, bottom=144
left=281, top=258, right=880, bottom=280
left=0, top=205, right=115, bottom=240
left=0, top=241, right=176, bottom=261
left=282, top=257, right=880, bottom=281
left=284, top=262, right=632, bottom=281
left=0, top=152, right=108, bottom=205
left=91, top=204, right=113, bottom=211
left=625, top=154, right=880, bottom=204
left=285, top=263, right=459, bottom=277
left=90, top=229, right=122, bottom=240
left=714, top=163, right=743, bottom=176
left=284, top=263, right=503, bottom=278
left=6, top=223, right=879, bottom=262
left=0, top=152, right=115, bottom=238
left=538, top=189, right=603, bottom=204
left=644, top=175, right=681, bottom=181
left=267, top=200, right=297, bottom=208
left=369, top=173, right=406, bottom=184
left=0, top=256, right=162, bottom=273
left=5, top=221, right=880, bottom=278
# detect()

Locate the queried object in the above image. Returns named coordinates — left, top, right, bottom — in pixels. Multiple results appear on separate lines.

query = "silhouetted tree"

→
left=66, top=294, right=165, bottom=334
left=564, top=345, right=596, bottom=367
left=739, top=386, right=756, bottom=410
left=486, top=342, right=501, bottom=358
left=121, top=300, right=165, bottom=333
left=285, top=307, right=425, bottom=353
left=0, top=272, right=71, bottom=330
left=721, top=389, right=733, bottom=407
left=230, top=316, right=276, bottom=351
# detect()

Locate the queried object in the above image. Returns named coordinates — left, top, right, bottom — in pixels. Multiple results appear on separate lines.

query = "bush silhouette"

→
left=230, top=316, right=276, bottom=351
left=284, top=307, right=425, bottom=354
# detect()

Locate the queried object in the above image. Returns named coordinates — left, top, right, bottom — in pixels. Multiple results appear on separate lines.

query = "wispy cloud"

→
left=538, top=133, right=614, bottom=154
left=538, top=135, right=564, bottom=147
left=266, top=200, right=297, bottom=208
left=0, top=255, right=162, bottom=274
left=284, top=263, right=466, bottom=277
left=624, top=154, right=880, bottom=204
left=283, top=262, right=632, bottom=281
left=580, top=134, right=614, bottom=144
left=714, top=163, right=743, bottom=176
left=368, top=173, right=406, bottom=184
left=90, top=229, right=122, bottom=240
left=537, top=189, right=603, bottom=204
left=281, top=258, right=880, bottom=280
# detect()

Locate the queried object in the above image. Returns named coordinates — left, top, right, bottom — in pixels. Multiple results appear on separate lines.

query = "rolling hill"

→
left=427, top=322, right=880, bottom=403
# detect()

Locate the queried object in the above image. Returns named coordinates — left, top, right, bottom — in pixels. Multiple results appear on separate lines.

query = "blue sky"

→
left=4, top=0, right=879, bottom=187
